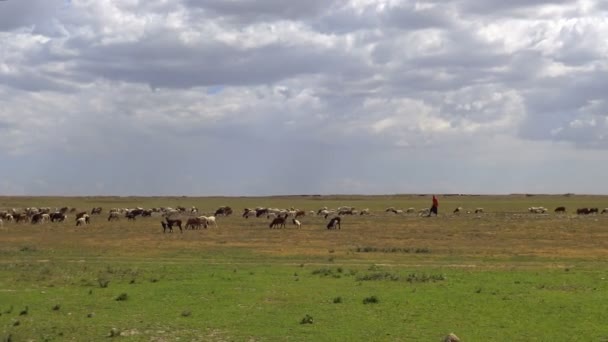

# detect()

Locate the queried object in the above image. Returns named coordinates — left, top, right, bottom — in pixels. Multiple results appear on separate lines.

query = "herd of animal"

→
left=1, top=204, right=607, bottom=232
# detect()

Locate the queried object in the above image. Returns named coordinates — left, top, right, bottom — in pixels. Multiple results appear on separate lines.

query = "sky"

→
left=0, top=0, right=607, bottom=196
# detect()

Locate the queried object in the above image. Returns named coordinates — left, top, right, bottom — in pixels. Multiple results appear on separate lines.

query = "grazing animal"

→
left=165, top=218, right=183, bottom=232
left=0, top=218, right=3, bottom=229
left=31, top=213, right=44, bottom=224
left=91, top=207, right=103, bottom=215
left=205, top=216, right=217, bottom=228
left=214, top=206, right=233, bottom=216
left=76, top=217, right=87, bottom=226
left=161, top=221, right=171, bottom=233
left=107, top=212, right=120, bottom=221
left=50, top=212, right=66, bottom=222
left=554, top=206, right=566, bottom=214
left=75, top=211, right=88, bottom=220
left=590, top=208, right=599, bottom=214
left=528, top=207, right=547, bottom=214
left=269, top=217, right=287, bottom=229
left=453, top=207, right=463, bottom=214
left=577, top=208, right=590, bottom=215
left=242, top=208, right=257, bottom=219
left=327, top=217, right=341, bottom=230
left=185, top=217, right=204, bottom=230
left=292, top=219, right=301, bottom=228
left=405, top=207, right=416, bottom=213
left=359, top=208, right=370, bottom=215
left=126, top=212, right=137, bottom=221
left=601, top=208, right=608, bottom=214
left=294, top=210, right=306, bottom=218
left=474, top=208, right=484, bottom=214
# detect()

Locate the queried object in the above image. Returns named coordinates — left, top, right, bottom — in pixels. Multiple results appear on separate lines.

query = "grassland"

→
left=1, top=194, right=608, bottom=341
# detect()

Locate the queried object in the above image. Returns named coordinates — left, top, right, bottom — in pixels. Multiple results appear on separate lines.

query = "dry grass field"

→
left=2, top=194, right=608, bottom=341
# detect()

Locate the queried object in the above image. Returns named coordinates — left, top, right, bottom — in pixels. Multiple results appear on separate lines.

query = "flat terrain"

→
left=1, top=195, right=608, bottom=341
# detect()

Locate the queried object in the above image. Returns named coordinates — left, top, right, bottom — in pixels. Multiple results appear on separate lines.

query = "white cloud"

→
left=1, top=0, right=608, bottom=195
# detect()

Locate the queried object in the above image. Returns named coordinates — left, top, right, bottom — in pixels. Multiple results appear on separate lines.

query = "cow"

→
left=107, top=212, right=120, bottom=221
left=215, top=206, right=233, bottom=216
left=327, top=217, right=341, bottom=230
left=554, top=206, right=566, bottom=214
left=185, top=217, right=204, bottom=230
left=165, top=218, right=183, bottom=232
left=269, top=216, right=287, bottom=229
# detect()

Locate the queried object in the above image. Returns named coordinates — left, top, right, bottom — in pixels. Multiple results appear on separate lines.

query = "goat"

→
left=292, top=219, right=301, bottom=229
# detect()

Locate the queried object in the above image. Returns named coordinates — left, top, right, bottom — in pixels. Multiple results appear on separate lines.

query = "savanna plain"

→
left=2, top=195, right=608, bottom=341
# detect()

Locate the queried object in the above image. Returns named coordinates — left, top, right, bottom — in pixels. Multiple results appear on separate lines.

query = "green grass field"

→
left=2, top=195, right=608, bottom=341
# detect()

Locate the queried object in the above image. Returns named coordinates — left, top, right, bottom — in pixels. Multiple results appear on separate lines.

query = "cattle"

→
left=14, top=213, right=28, bottom=223
left=576, top=208, right=598, bottom=215
left=185, top=217, right=204, bottom=230
left=242, top=208, right=257, bottom=219
left=215, top=206, right=233, bottom=217
left=76, top=217, right=88, bottom=226
left=269, top=216, right=287, bottom=229
left=165, top=218, right=183, bottom=232
left=108, top=212, right=120, bottom=221
left=554, top=206, right=566, bottom=214
left=31, top=213, right=44, bottom=224
left=327, top=217, right=341, bottom=230
left=205, top=216, right=217, bottom=228
left=50, top=212, right=66, bottom=222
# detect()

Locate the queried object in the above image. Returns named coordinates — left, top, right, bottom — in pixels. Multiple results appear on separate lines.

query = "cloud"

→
left=1, top=0, right=608, bottom=195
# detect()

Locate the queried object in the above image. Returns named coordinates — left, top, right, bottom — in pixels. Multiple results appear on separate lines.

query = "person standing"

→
left=427, top=195, right=438, bottom=217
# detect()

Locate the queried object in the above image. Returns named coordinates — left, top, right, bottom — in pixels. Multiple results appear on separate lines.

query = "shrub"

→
left=115, top=293, right=128, bottom=301
left=300, top=314, right=314, bottom=324
left=363, top=296, right=379, bottom=304
left=333, top=296, right=342, bottom=304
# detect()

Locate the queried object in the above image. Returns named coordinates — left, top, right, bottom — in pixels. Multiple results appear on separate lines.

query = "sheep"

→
left=418, top=208, right=430, bottom=216
left=0, top=218, right=3, bottom=230
left=474, top=208, right=484, bottom=214
left=292, top=219, right=301, bottom=229
left=405, top=207, right=416, bottom=213
left=294, top=210, right=306, bottom=218
left=359, top=208, right=370, bottom=215
left=601, top=208, right=608, bottom=214
left=76, top=217, right=87, bottom=226
left=453, top=207, right=464, bottom=214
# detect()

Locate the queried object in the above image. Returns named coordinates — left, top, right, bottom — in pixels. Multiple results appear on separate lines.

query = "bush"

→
left=362, top=296, right=379, bottom=304
left=333, top=296, right=342, bottom=303
left=115, top=293, right=128, bottom=301
left=300, top=314, right=314, bottom=324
